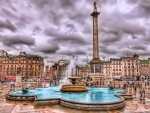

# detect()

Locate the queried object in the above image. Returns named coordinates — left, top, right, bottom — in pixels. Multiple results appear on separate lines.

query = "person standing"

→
left=10, top=81, right=15, bottom=90
left=139, top=88, right=143, bottom=100
left=134, top=86, right=137, bottom=95
left=142, top=88, right=145, bottom=99
left=123, top=83, right=127, bottom=90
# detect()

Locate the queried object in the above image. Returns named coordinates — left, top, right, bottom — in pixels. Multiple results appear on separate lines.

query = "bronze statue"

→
left=94, top=1, right=97, bottom=9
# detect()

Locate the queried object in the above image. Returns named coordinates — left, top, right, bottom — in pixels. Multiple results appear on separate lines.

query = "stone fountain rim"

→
left=68, top=77, right=80, bottom=79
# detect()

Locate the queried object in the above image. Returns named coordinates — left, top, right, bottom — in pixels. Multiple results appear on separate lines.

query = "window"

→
left=128, top=60, right=130, bottom=62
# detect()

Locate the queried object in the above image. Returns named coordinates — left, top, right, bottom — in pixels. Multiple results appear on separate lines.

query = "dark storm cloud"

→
left=100, top=48, right=117, bottom=55
left=131, top=45, right=146, bottom=51
left=58, top=49, right=86, bottom=56
left=0, top=19, right=16, bottom=32
left=0, top=34, right=35, bottom=46
left=44, top=28, right=89, bottom=45
left=99, top=31, right=121, bottom=43
left=126, top=0, right=150, bottom=18
left=36, top=45, right=59, bottom=54
left=30, top=0, right=78, bottom=25
left=1, top=8, right=18, bottom=19
left=32, top=40, right=59, bottom=54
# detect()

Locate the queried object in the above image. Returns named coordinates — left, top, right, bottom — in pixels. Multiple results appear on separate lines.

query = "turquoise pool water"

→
left=10, top=86, right=123, bottom=103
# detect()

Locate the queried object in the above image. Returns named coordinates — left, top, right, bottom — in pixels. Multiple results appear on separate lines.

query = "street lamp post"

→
left=16, top=64, right=22, bottom=85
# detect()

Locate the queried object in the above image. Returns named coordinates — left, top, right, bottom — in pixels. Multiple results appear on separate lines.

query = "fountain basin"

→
left=6, top=87, right=126, bottom=110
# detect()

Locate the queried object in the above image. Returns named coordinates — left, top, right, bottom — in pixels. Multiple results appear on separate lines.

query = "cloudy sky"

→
left=0, top=0, right=150, bottom=66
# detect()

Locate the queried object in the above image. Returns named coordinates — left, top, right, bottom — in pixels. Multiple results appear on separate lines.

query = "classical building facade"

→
left=57, top=60, right=69, bottom=79
left=121, top=54, right=140, bottom=80
left=110, top=58, right=122, bottom=77
left=0, top=51, right=44, bottom=81
left=140, top=59, right=150, bottom=80
left=76, top=66, right=90, bottom=79
left=102, top=61, right=112, bottom=80
left=49, top=63, right=58, bottom=79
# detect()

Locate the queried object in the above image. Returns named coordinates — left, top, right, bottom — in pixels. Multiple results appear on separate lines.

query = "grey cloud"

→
left=1, top=8, right=18, bottom=19
left=100, top=48, right=117, bottom=55
left=0, top=19, right=16, bottom=32
left=44, top=28, right=90, bottom=45
left=32, top=41, right=59, bottom=54
left=15, top=14, right=33, bottom=28
left=0, top=34, right=35, bottom=46
left=131, top=45, right=146, bottom=51
left=58, top=49, right=86, bottom=56
left=132, top=35, right=138, bottom=39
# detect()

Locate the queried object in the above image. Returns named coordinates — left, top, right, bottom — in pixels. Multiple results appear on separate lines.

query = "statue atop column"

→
left=94, top=1, right=97, bottom=10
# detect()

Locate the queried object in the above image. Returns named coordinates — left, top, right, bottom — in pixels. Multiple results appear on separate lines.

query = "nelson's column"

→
left=89, top=2, right=105, bottom=83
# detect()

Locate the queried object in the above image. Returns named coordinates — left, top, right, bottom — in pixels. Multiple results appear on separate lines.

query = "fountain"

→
left=61, top=77, right=88, bottom=92
left=60, top=54, right=88, bottom=92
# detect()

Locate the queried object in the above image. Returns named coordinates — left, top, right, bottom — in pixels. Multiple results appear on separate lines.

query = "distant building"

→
left=0, top=51, right=44, bottom=81
left=140, top=59, right=150, bottom=80
left=110, top=58, right=122, bottom=78
left=57, top=60, right=69, bottom=79
left=103, top=61, right=112, bottom=81
left=49, top=63, right=58, bottom=79
left=121, top=54, right=140, bottom=81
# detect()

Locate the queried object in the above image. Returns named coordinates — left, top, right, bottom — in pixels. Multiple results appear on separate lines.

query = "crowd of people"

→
left=122, top=81, right=146, bottom=100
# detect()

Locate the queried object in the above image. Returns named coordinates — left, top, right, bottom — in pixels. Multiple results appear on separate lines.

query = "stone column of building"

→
left=91, top=2, right=100, bottom=61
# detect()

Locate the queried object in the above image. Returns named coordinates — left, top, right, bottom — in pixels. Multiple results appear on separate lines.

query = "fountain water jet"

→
left=60, top=54, right=88, bottom=92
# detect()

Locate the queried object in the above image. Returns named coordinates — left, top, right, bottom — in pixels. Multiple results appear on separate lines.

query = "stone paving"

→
left=1, top=83, right=150, bottom=113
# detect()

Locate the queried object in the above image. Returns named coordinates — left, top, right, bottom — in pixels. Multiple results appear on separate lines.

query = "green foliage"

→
left=108, top=84, right=114, bottom=90
left=22, top=87, right=29, bottom=94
